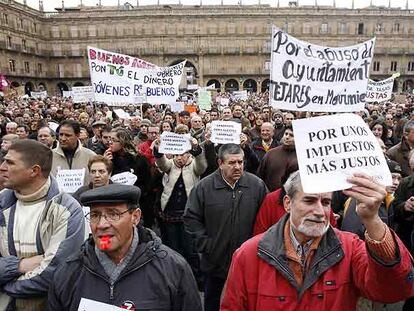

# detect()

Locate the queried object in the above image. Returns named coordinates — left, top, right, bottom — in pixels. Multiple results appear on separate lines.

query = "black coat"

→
left=48, top=226, right=202, bottom=311
left=391, top=175, right=414, bottom=254
left=184, top=169, right=267, bottom=279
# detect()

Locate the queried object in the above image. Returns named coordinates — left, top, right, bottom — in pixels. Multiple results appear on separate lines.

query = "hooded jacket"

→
left=48, top=226, right=202, bottom=311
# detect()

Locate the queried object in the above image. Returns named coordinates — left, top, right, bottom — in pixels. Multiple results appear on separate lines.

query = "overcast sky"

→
left=17, top=0, right=412, bottom=12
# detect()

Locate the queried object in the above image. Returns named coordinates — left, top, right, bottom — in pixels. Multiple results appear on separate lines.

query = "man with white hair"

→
left=5, top=122, right=17, bottom=134
left=221, top=171, right=414, bottom=310
left=190, top=115, right=205, bottom=143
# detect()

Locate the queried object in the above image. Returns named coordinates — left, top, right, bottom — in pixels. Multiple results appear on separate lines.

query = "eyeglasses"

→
left=86, top=209, right=130, bottom=224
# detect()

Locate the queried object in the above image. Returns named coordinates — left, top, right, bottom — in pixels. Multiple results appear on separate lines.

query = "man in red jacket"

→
left=221, top=171, right=414, bottom=311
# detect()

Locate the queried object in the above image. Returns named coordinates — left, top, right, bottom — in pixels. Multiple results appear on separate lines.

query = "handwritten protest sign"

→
left=111, top=171, right=137, bottom=185
left=72, top=86, right=95, bottom=103
left=293, top=114, right=391, bottom=193
left=113, top=109, right=131, bottom=119
left=233, top=90, right=248, bottom=101
left=211, top=121, right=241, bottom=145
left=365, top=77, right=394, bottom=103
left=78, top=298, right=125, bottom=311
left=220, top=98, right=230, bottom=106
left=270, top=26, right=375, bottom=112
left=62, top=91, right=73, bottom=98
left=88, top=46, right=185, bottom=105
left=159, top=131, right=192, bottom=155
left=30, top=91, right=47, bottom=99
left=56, top=168, right=85, bottom=193
left=198, top=90, right=212, bottom=111
left=170, top=101, right=184, bottom=112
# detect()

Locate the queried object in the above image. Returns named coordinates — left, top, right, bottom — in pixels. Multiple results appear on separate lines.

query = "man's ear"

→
left=31, top=164, right=42, bottom=178
left=131, top=208, right=141, bottom=226
left=283, top=195, right=291, bottom=213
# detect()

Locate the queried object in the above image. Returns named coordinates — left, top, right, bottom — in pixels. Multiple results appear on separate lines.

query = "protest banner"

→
left=233, top=90, right=248, bottom=101
left=159, top=131, right=192, bottom=155
left=111, top=171, right=137, bottom=185
left=30, top=90, right=47, bottom=99
left=170, top=101, right=184, bottom=112
left=88, top=46, right=185, bottom=105
left=184, top=104, right=197, bottom=114
left=56, top=168, right=85, bottom=193
left=62, top=90, right=73, bottom=98
left=270, top=26, right=375, bottom=112
left=292, top=113, right=391, bottom=193
left=197, top=90, right=212, bottom=111
left=365, top=76, right=394, bottom=103
left=211, top=120, right=241, bottom=144
left=72, top=86, right=95, bottom=103
left=78, top=298, right=124, bottom=311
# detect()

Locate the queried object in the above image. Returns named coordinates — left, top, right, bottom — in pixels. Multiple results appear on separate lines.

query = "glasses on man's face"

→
left=86, top=209, right=130, bottom=224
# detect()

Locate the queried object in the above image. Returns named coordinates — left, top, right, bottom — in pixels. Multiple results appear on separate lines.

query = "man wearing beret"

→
left=48, top=184, right=202, bottom=311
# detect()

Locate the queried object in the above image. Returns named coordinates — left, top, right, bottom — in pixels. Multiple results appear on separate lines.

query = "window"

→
left=9, top=59, right=16, bottom=72
left=358, top=23, right=364, bottom=35
left=35, top=42, right=39, bottom=53
left=22, top=39, right=26, bottom=51
left=37, top=63, right=42, bottom=74
left=24, top=61, right=30, bottom=73
left=375, top=23, right=384, bottom=33
left=408, top=62, right=414, bottom=72
left=34, top=23, right=37, bottom=33
left=303, top=22, right=311, bottom=34
left=320, top=22, right=328, bottom=34
left=57, top=64, right=64, bottom=78
left=19, top=18, right=23, bottom=28
left=4, top=14, right=8, bottom=25
left=339, top=22, right=347, bottom=34
left=391, top=61, right=397, bottom=72
left=393, top=22, right=400, bottom=33
left=373, top=61, right=380, bottom=72
left=6, top=36, right=11, bottom=48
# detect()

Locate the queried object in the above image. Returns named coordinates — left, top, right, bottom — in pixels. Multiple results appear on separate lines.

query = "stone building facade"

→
left=1, top=0, right=414, bottom=95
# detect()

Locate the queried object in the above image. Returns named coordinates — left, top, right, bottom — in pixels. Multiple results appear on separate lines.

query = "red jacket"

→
left=253, top=189, right=337, bottom=236
left=221, top=215, right=414, bottom=311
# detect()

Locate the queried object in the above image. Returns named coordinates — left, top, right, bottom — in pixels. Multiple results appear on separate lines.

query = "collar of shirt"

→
left=220, top=170, right=239, bottom=190
left=289, top=224, right=313, bottom=264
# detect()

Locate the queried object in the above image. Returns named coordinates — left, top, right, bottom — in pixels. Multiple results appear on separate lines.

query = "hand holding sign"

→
left=293, top=113, right=392, bottom=193
left=343, top=172, right=387, bottom=241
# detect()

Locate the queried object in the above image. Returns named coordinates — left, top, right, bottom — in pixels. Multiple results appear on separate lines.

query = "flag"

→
left=0, top=75, right=9, bottom=91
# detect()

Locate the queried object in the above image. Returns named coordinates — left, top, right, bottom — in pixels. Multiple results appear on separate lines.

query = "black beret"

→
left=80, top=184, right=141, bottom=206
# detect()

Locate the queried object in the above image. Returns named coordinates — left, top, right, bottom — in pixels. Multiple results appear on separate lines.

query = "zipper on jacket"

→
left=109, top=284, right=114, bottom=300
left=258, top=247, right=295, bottom=280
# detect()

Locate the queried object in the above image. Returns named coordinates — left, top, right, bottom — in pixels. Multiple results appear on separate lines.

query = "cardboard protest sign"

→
left=78, top=298, right=125, bottom=311
left=170, top=101, right=184, bottom=112
left=30, top=91, right=47, bottom=99
left=220, top=98, right=230, bottom=106
left=110, top=171, right=137, bottom=185
left=270, top=26, right=375, bottom=112
left=293, top=113, right=391, bottom=193
left=211, top=121, right=241, bottom=145
left=62, top=91, right=73, bottom=98
left=365, top=77, right=394, bottom=103
left=233, top=90, right=248, bottom=101
left=113, top=109, right=131, bottom=119
left=88, top=46, right=185, bottom=105
left=159, top=131, right=192, bottom=155
left=56, top=168, right=85, bottom=193
left=72, top=86, right=95, bottom=103
left=198, top=90, right=212, bottom=111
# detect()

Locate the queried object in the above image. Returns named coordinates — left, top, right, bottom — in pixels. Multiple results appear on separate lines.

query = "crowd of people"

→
left=0, top=89, right=414, bottom=310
